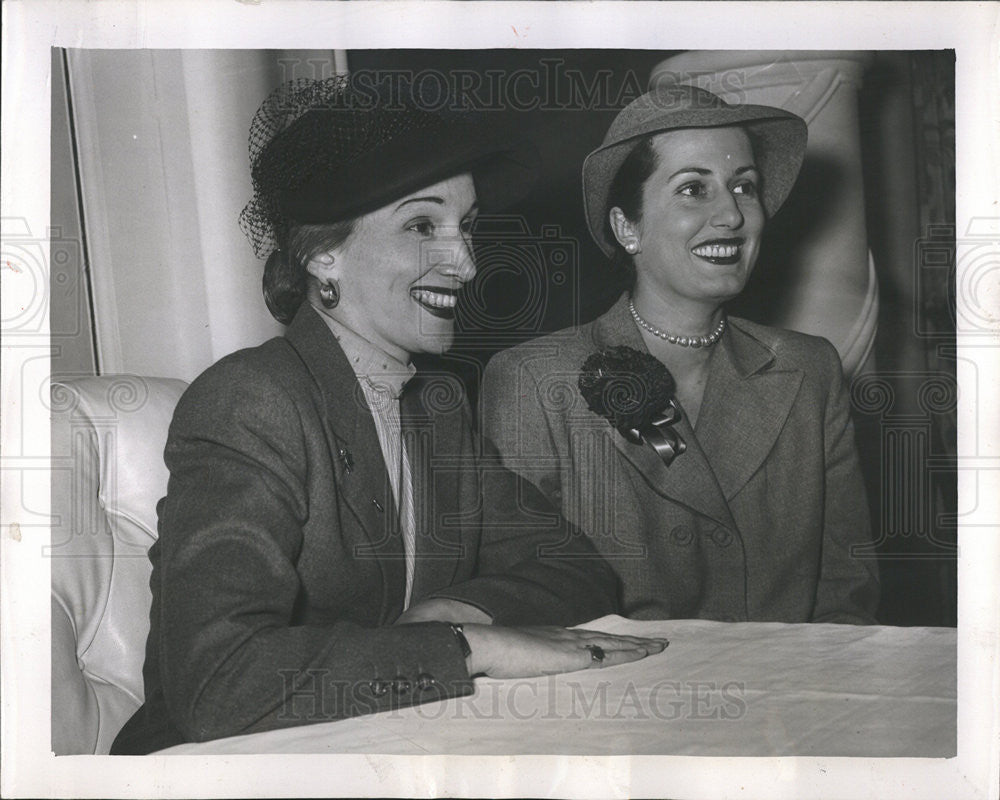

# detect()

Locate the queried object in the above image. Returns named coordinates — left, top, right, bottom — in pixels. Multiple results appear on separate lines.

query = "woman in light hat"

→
left=111, top=76, right=666, bottom=754
left=483, top=84, right=879, bottom=624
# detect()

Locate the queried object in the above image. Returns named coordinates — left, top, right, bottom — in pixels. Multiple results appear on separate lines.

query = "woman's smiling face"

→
left=628, top=127, right=765, bottom=310
left=319, top=173, right=478, bottom=361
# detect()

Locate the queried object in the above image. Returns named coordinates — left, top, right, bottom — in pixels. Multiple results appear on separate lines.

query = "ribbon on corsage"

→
left=577, top=345, right=687, bottom=467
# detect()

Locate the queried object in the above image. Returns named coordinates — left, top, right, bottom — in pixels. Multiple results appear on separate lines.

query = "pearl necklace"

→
left=628, top=299, right=726, bottom=348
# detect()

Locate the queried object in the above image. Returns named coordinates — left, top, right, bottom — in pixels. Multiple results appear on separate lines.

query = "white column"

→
left=651, top=51, right=878, bottom=377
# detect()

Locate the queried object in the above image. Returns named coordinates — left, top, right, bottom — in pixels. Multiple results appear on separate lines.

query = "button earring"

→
left=320, top=279, right=340, bottom=309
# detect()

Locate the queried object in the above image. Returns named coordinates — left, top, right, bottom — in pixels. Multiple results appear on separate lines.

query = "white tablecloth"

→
left=161, top=617, right=956, bottom=757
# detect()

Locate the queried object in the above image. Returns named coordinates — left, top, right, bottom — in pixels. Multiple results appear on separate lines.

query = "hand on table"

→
left=462, top=625, right=668, bottom=678
left=394, top=598, right=493, bottom=625
left=394, top=600, right=667, bottom=678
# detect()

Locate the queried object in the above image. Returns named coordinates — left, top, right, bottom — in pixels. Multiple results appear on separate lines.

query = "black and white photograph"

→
left=3, top=3, right=998, bottom=799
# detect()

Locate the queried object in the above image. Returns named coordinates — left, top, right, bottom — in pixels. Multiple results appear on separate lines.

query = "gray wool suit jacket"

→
left=111, top=304, right=617, bottom=754
left=482, top=293, right=879, bottom=624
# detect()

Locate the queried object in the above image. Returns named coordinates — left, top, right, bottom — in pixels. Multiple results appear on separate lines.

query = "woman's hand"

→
left=462, top=625, right=668, bottom=678
left=395, top=604, right=668, bottom=677
left=394, top=598, right=493, bottom=626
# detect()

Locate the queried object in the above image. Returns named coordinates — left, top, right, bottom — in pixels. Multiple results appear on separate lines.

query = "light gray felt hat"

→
left=583, top=84, right=808, bottom=257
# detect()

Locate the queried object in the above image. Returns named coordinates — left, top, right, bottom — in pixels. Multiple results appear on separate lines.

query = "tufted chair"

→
left=50, top=375, right=188, bottom=755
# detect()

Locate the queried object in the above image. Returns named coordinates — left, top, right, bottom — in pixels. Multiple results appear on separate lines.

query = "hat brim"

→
left=278, top=119, right=538, bottom=224
left=583, top=106, right=808, bottom=257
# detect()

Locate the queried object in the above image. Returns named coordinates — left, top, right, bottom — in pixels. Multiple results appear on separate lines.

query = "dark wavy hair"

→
left=603, top=137, right=659, bottom=291
left=262, top=219, right=356, bottom=325
left=603, top=126, right=760, bottom=291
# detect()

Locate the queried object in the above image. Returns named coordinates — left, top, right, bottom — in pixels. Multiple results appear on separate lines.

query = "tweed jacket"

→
left=112, top=304, right=617, bottom=754
left=482, top=293, right=879, bottom=624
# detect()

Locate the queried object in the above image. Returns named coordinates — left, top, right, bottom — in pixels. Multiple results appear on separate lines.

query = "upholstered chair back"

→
left=50, top=375, right=187, bottom=755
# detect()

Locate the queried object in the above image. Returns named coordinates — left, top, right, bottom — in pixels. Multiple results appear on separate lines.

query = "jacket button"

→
left=369, top=679, right=391, bottom=697
left=416, top=673, right=438, bottom=692
left=670, top=525, right=694, bottom=546
left=711, top=528, right=734, bottom=547
left=393, top=676, right=411, bottom=695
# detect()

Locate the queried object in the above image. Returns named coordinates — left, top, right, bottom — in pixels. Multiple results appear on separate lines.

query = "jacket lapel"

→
left=605, top=411, right=738, bottom=531
left=284, top=304, right=406, bottom=622
left=592, top=296, right=736, bottom=531
left=695, top=319, right=803, bottom=501
left=590, top=296, right=804, bottom=526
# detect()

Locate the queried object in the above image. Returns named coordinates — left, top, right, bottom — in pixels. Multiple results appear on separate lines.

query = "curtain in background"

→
left=913, top=51, right=958, bottom=624
left=911, top=51, right=957, bottom=463
left=60, top=50, right=343, bottom=381
left=855, top=51, right=957, bottom=626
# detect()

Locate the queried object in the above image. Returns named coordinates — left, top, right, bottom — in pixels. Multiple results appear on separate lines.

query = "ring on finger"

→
left=585, top=644, right=605, bottom=665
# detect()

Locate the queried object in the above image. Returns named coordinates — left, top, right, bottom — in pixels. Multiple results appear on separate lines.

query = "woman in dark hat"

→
left=110, top=76, right=666, bottom=754
left=483, top=84, right=879, bottom=624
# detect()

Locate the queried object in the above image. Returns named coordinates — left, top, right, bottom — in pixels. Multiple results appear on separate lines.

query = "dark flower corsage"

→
left=578, top=346, right=687, bottom=467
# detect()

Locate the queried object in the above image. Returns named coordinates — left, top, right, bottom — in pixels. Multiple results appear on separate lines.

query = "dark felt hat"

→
left=241, top=76, right=538, bottom=258
left=582, top=84, right=808, bottom=257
